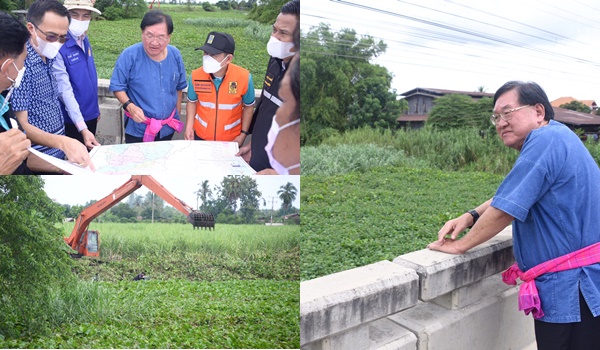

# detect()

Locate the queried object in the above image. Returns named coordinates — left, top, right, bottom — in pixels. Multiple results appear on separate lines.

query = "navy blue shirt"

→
left=492, top=120, right=600, bottom=323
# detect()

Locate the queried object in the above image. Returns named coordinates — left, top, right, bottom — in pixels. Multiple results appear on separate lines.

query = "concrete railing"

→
left=95, top=78, right=261, bottom=145
left=300, top=227, right=537, bottom=350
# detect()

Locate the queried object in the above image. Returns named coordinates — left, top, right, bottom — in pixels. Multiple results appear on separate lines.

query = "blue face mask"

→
left=0, top=95, right=10, bottom=130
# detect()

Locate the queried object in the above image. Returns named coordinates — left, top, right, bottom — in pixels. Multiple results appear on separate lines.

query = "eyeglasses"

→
left=143, top=33, right=169, bottom=44
left=490, top=105, right=531, bottom=125
left=33, top=23, right=68, bottom=44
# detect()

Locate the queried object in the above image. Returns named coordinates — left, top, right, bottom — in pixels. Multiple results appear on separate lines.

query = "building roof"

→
left=551, top=97, right=597, bottom=108
left=400, top=87, right=494, bottom=99
left=553, top=107, right=600, bottom=126
left=397, top=114, right=429, bottom=122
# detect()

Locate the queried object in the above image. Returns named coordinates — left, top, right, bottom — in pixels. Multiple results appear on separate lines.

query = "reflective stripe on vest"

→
left=263, top=90, right=282, bottom=107
left=195, top=114, right=208, bottom=128
left=224, top=119, right=241, bottom=131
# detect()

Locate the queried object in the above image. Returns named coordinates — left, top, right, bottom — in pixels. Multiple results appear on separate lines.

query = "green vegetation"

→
left=559, top=100, right=592, bottom=114
left=427, top=94, right=494, bottom=131
left=300, top=127, right=600, bottom=280
left=301, top=24, right=406, bottom=145
left=88, top=5, right=271, bottom=88
left=1, top=177, right=299, bottom=348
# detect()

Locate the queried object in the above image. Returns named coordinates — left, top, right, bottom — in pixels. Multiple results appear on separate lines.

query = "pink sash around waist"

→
left=125, top=108, right=183, bottom=142
left=502, top=242, right=600, bottom=319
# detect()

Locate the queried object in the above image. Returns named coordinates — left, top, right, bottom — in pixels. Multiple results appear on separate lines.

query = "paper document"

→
left=28, top=147, right=93, bottom=175
left=87, top=140, right=255, bottom=175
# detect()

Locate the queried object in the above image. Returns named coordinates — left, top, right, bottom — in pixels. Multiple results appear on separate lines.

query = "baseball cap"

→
left=196, top=31, right=235, bottom=55
left=64, top=0, right=102, bottom=15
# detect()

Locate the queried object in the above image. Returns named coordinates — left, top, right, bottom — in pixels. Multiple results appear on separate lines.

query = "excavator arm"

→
left=64, top=175, right=214, bottom=257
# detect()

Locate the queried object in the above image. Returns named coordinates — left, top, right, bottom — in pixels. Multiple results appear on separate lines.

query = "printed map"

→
left=87, top=140, right=255, bottom=175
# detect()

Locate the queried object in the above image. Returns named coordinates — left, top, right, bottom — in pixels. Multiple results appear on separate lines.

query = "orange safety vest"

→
left=190, top=63, right=250, bottom=141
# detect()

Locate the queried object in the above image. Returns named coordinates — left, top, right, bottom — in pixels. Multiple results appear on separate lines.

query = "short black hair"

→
left=0, top=12, right=30, bottom=59
left=141, top=10, right=173, bottom=35
left=27, top=0, right=70, bottom=26
left=493, top=81, right=554, bottom=121
left=281, top=0, right=299, bottom=19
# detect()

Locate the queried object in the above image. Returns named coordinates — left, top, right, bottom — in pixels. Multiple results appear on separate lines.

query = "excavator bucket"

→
left=188, top=211, right=215, bottom=230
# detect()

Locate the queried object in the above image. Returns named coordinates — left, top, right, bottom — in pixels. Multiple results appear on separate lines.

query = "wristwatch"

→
left=467, top=209, right=480, bottom=228
left=122, top=100, right=133, bottom=111
left=241, top=130, right=250, bottom=135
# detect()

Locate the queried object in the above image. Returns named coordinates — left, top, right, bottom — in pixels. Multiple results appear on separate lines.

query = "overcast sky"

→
left=302, top=0, right=600, bottom=101
left=42, top=175, right=300, bottom=211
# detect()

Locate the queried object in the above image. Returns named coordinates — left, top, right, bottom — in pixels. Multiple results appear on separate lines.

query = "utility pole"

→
left=151, top=192, right=155, bottom=224
left=269, top=196, right=276, bottom=225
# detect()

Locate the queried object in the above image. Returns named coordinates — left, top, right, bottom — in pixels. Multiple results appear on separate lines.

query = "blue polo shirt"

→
left=109, top=43, right=187, bottom=139
left=11, top=41, right=65, bottom=159
left=492, top=120, right=600, bottom=323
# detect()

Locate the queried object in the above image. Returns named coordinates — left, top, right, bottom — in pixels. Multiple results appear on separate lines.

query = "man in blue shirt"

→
left=11, top=0, right=94, bottom=169
left=110, top=10, right=187, bottom=143
left=429, top=81, right=600, bottom=349
left=53, top=0, right=101, bottom=148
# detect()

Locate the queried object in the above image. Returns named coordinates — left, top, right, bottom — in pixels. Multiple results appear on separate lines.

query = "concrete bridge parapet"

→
left=300, top=226, right=537, bottom=350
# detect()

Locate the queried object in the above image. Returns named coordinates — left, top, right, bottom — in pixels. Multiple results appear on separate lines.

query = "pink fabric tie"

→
left=125, top=108, right=183, bottom=142
left=502, top=242, right=600, bottom=319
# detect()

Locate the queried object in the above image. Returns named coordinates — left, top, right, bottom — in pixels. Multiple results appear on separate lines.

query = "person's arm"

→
left=185, top=100, right=196, bottom=140
left=176, top=90, right=183, bottom=116
left=26, top=153, right=65, bottom=174
left=53, top=53, right=100, bottom=149
left=232, top=104, right=254, bottom=147
left=114, top=90, right=146, bottom=123
left=15, top=110, right=95, bottom=171
left=428, top=202, right=512, bottom=254
left=435, top=199, right=493, bottom=242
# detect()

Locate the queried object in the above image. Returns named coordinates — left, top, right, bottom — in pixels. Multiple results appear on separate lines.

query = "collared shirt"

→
left=186, top=72, right=255, bottom=105
left=11, top=41, right=65, bottom=159
left=53, top=32, right=87, bottom=132
left=109, top=43, right=187, bottom=139
left=492, top=120, right=600, bottom=323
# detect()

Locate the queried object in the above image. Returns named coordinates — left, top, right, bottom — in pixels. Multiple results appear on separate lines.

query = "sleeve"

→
left=242, top=73, right=255, bottom=106
left=176, top=51, right=188, bottom=91
left=52, top=52, right=87, bottom=131
left=491, top=133, right=559, bottom=222
left=109, top=48, right=132, bottom=92
left=187, top=74, right=198, bottom=102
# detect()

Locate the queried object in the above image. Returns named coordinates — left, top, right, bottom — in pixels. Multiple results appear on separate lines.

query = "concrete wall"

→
left=95, top=78, right=261, bottom=145
left=300, top=227, right=537, bottom=350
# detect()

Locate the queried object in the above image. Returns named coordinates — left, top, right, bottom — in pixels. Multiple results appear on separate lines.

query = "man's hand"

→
left=232, top=133, right=246, bottom=148
left=236, top=142, right=251, bottom=163
left=81, top=129, right=101, bottom=149
left=61, top=136, right=96, bottom=171
left=256, top=168, right=278, bottom=175
left=427, top=238, right=465, bottom=255
left=184, top=128, right=195, bottom=140
left=0, top=129, right=31, bottom=175
left=126, top=104, right=147, bottom=123
left=436, top=213, right=472, bottom=243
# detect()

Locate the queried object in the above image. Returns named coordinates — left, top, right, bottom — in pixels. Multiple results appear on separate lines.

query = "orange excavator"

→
left=64, top=175, right=214, bottom=258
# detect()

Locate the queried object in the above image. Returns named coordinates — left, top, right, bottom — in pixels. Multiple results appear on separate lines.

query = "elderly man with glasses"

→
left=110, top=10, right=187, bottom=143
left=11, top=0, right=94, bottom=170
left=429, top=81, right=600, bottom=350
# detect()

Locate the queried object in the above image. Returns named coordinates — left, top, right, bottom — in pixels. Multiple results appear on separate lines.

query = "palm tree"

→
left=194, top=180, right=212, bottom=211
left=221, top=176, right=243, bottom=213
left=277, top=182, right=297, bottom=215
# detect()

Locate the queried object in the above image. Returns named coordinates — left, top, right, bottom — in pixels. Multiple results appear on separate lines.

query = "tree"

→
left=238, top=176, right=261, bottom=223
left=110, top=202, right=137, bottom=220
left=215, top=0, right=231, bottom=10
left=560, top=100, right=591, bottom=114
left=202, top=1, right=217, bottom=11
left=194, top=180, right=212, bottom=211
left=0, top=177, right=75, bottom=336
left=247, top=0, right=285, bottom=24
left=426, top=94, right=493, bottom=130
left=220, top=176, right=244, bottom=213
left=302, top=24, right=402, bottom=145
left=277, top=182, right=297, bottom=215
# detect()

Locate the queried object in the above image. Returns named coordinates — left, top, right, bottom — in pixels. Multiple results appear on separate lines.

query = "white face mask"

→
left=203, top=54, right=228, bottom=74
left=265, top=115, right=300, bottom=175
left=1, top=60, right=25, bottom=89
left=69, top=19, right=90, bottom=37
left=33, top=31, right=63, bottom=59
left=267, top=36, right=295, bottom=60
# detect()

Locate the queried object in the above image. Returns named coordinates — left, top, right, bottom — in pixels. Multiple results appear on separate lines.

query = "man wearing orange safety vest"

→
left=184, top=31, right=255, bottom=146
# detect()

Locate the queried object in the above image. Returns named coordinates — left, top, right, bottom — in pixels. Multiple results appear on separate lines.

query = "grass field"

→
left=0, top=222, right=299, bottom=348
left=88, top=5, right=271, bottom=88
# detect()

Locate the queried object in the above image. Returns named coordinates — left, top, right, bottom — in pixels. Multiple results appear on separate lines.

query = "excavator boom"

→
left=65, top=175, right=214, bottom=257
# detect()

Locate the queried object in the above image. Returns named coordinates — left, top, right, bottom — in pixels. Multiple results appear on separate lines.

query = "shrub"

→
left=103, top=6, right=124, bottom=21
